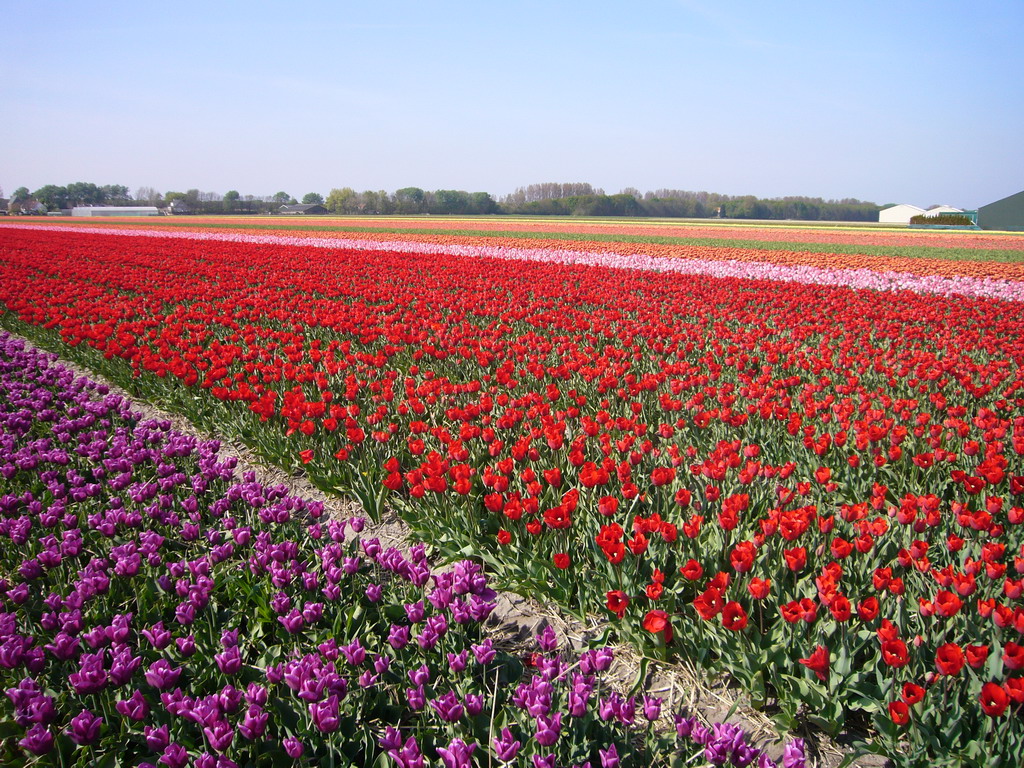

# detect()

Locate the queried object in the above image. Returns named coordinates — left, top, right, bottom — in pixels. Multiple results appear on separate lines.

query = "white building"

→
left=921, top=205, right=963, bottom=217
left=879, top=204, right=926, bottom=224
left=72, top=206, right=159, bottom=217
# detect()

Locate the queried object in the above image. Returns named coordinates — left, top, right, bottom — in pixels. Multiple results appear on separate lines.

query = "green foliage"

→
left=910, top=214, right=976, bottom=226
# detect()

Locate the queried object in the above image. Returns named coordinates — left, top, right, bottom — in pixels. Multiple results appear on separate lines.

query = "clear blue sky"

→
left=2, top=1, right=1021, bottom=208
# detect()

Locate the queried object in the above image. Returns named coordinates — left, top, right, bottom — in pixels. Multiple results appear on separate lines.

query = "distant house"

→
left=279, top=203, right=328, bottom=215
left=978, top=190, right=1024, bottom=231
left=15, top=201, right=48, bottom=215
left=879, top=204, right=926, bottom=224
left=71, top=206, right=160, bottom=217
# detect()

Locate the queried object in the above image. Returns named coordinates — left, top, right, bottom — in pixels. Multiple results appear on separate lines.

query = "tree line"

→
left=4, top=180, right=882, bottom=221
left=499, top=186, right=882, bottom=221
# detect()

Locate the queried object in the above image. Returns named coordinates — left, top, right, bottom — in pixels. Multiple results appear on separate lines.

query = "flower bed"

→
left=0, top=333, right=803, bottom=767
left=1, top=225, right=1023, bottom=766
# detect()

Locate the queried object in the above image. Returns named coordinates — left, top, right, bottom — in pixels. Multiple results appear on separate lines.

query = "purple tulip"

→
left=406, top=685, right=426, bottom=711
left=65, top=708, right=102, bottom=745
left=472, top=638, right=496, bottom=665
left=782, top=738, right=806, bottom=768
left=176, top=634, right=197, bottom=657
left=340, top=638, right=366, bottom=665
left=203, top=719, right=235, bottom=752
left=448, top=650, right=468, bottom=672
left=145, top=659, right=183, bottom=690
left=214, top=646, right=242, bottom=674
left=19, top=723, right=54, bottom=755
left=642, top=695, right=662, bottom=722
left=430, top=690, right=464, bottom=722
left=283, top=737, right=304, bottom=758
left=465, top=693, right=484, bottom=716
left=318, top=638, right=339, bottom=660
left=493, top=726, right=521, bottom=762
left=436, top=738, right=476, bottom=768
left=675, top=714, right=696, bottom=738
left=239, top=705, right=269, bottom=740
left=600, top=744, right=620, bottom=768
left=405, top=600, right=425, bottom=623
left=388, top=624, right=410, bottom=650
left=380, top=726, right=403, bottom=752
left=43, top=631, right=80, bottom=660
left=389, top=735, right=424, bottom=768
left=145, top=723, right=171, bottom=751
left=534, top=713, right=562, bottom=746
left=536, top=625, right=558, bottom=652
left=115, top=689, right=149, bottom=721
left=270, top=592, right=291, bottom=613
left=159, top=743, right=189, bottom=768
left=309, top=694, right=340, bottom=732
left=245, top=683, right=268, bottom=707
left=174, top=601, right=196, bottom=625
left=278, top=610, right=304, bottom=634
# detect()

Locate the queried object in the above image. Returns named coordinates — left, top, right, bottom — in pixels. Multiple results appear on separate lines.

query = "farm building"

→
left=279, top=203, right=329, bottom=215
left=978, top=190, right=1024, bottom=231
left=878, top=204, right=925, bottom=224
left=922, top=205, right=963, bottom=217
left=72, top=206, right=159, bottom=217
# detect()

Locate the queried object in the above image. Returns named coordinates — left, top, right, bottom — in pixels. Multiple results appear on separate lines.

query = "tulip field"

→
left=1, top=218, right=1023, bottom=767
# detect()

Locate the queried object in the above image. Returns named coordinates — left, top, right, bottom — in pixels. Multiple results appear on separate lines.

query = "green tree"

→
left=394, top=187, right=425, bottom=214
left=66, top=182, right=104, bottom=206
left=326, top=187, right=358, bottom=214
left=431, top=189, right=469, bottom=215
left=301, top=192, right=324, bottom=205
left=101, top=185, right=131, bottom=204
left=272, top=191, right=292, bottom=204
left=468, top=191, right=498, bottom=214
left=32, top=185, right=70, bottom=211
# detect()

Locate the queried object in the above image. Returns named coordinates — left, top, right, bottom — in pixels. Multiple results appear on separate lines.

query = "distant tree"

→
left=135, top=186, right=162, bottom=205
left=32, top=185, right=70, bottom=211
left=326, top=187, right=358, bottom=214
left=272, top=191, right=292, bottom=204
left=468, top=191, right=499, bottom=214
left=101, top=184, right=131, bottom=204
left=65, top=182, right=104, bottom=206
left=431, top=189, right=469, bottom=215
left=394, top=187, right=425, bottom=214
left=164, top=191, right=188, bottom=204
left=301, top=192, right=324, bottom=205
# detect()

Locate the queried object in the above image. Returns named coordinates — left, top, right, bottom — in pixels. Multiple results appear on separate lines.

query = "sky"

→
left=2, top=1, right=1022, bottom=209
